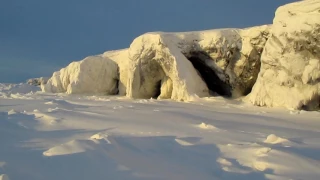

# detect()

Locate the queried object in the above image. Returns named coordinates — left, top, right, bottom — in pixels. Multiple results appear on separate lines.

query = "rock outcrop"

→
left=247, top=0, right=320, bottom=110
left=27, top=77, right=49, bottom=86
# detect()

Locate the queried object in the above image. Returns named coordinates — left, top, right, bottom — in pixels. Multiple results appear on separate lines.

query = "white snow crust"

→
left=1, top=83, right=320, bottom=180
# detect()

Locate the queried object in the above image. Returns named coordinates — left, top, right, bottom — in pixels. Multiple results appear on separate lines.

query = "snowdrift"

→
left=42, top=0, right=319, bottom=110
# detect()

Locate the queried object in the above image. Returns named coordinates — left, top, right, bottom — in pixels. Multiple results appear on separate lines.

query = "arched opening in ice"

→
left=152, top=80, right=162, bottom=99
left=112, top=79, right=120, bottom=95
left=301, top=95, right=320, bottom=111
left=187, top=55, right=231, bottom=97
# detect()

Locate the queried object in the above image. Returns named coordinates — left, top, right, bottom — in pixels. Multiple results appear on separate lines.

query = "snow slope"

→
left=247, top=0, right=320, bottom=110
left=0, top=83, right=40, bottom=99
left=1, top=83, right=320, bottom=180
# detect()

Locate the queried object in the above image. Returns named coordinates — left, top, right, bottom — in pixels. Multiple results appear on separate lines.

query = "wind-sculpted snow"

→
left=247, top=0, right=320, bottom=110
left=1, top=86, right=320, bottom=180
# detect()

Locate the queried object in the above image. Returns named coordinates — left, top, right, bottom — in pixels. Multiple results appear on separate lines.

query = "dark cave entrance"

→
left=301, top=95, right=320, bottom=111
left=108, top=78, right=119, bottom=95
left=152, top=80, right=162, bottom=99
left=187, top=56, right=232, bottom=97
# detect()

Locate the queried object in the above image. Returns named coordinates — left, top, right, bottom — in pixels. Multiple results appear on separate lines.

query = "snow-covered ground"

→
left=0, top=83, right=319, bottom=180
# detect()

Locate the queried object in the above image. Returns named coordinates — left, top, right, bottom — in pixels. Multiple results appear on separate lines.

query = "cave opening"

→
left=114, top=79, right=119, bottom=95
left=187, top=56, right=232, bottom=97
left=301, top=95, right=320, bottom=111
left=152, top=80, right=162, bottom=99
left=109, top=78, right=119, bottom=95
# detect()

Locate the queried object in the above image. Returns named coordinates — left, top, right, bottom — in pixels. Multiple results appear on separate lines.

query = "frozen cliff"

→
left=42, top=0, right=319, bottom=110
left=247, top=0, right=320, bottom=110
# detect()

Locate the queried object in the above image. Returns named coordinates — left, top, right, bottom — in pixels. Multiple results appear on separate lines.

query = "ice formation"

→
left=126, top=26, right=270, bottom=101
left=247, top=0, right=320, bottom=110
left=27, top=77, right=49, bottom=86
left=42, top=54, right=120, bottom=95
left=42, top=0, right=319, bottom=110
left=42, top=26, right=269, bottom=101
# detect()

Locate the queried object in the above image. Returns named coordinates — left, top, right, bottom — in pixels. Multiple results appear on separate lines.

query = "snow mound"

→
left=42, top=52, right=121, bottom=95
left=217, top=158, right=232, bottom=167
left=7, top=109, right=17, bottom=115
left=197, top=122, right=217, bottom=130
left=0, top=174, right=9, bottom=180
left=247, top=0, right=320, bottom=110
left=30, top=111, right=60, bottom=125
left=0, top=83, right=40, bottom=95
left=255, top=147, right=272, bottom=157
left=90, top=132, right=111, bottom=144
left=264, top=134, right=289, bottom=144
left=44, top=101, right=57, bottom=105
left=43, top=140, right=95, bottom=156
left=175, top=138, right=194, bottom=146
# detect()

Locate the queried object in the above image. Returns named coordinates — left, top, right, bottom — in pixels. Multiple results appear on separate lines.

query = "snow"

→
left=0, top=83, right=40, bottom=99
left=127, top=25, right=269, bottom=100
left=1, top=83, right=320, bottom=180
left=0, top=174, right=9, bottom=180
left=247, top=0, right=320, bottom=110
left=197, top=122, right=218, bottom=130
left=264, top=134, right=289, bottom=145
left=26, top=77, right=49, bottom=86
left=42, top=54, right=120, bottom=95
left=43, top=25, right=269, bottom=101
left=1, top=1, right=320, bottom=179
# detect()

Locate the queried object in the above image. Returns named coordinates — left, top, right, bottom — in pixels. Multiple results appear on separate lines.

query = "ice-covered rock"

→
left=27, top=77, right=49, bottom=86
left=0, top=174, right=10, bottom=180
left=247, top=0, right=320, bottom=110
left=102, top=49, right=130, bottom=96
left=43, top=25, right=269, bottom=100
left=127, top=25, right=270, bottom=100
left=42, top=49, right=129, bottom=95
left=42, top=53, right=121, bottom=95
left=126, top=32, right=209, bottom=101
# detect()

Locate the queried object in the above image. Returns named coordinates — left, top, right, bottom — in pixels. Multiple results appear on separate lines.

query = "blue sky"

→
left=0, top=0, right=296, bottom=83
